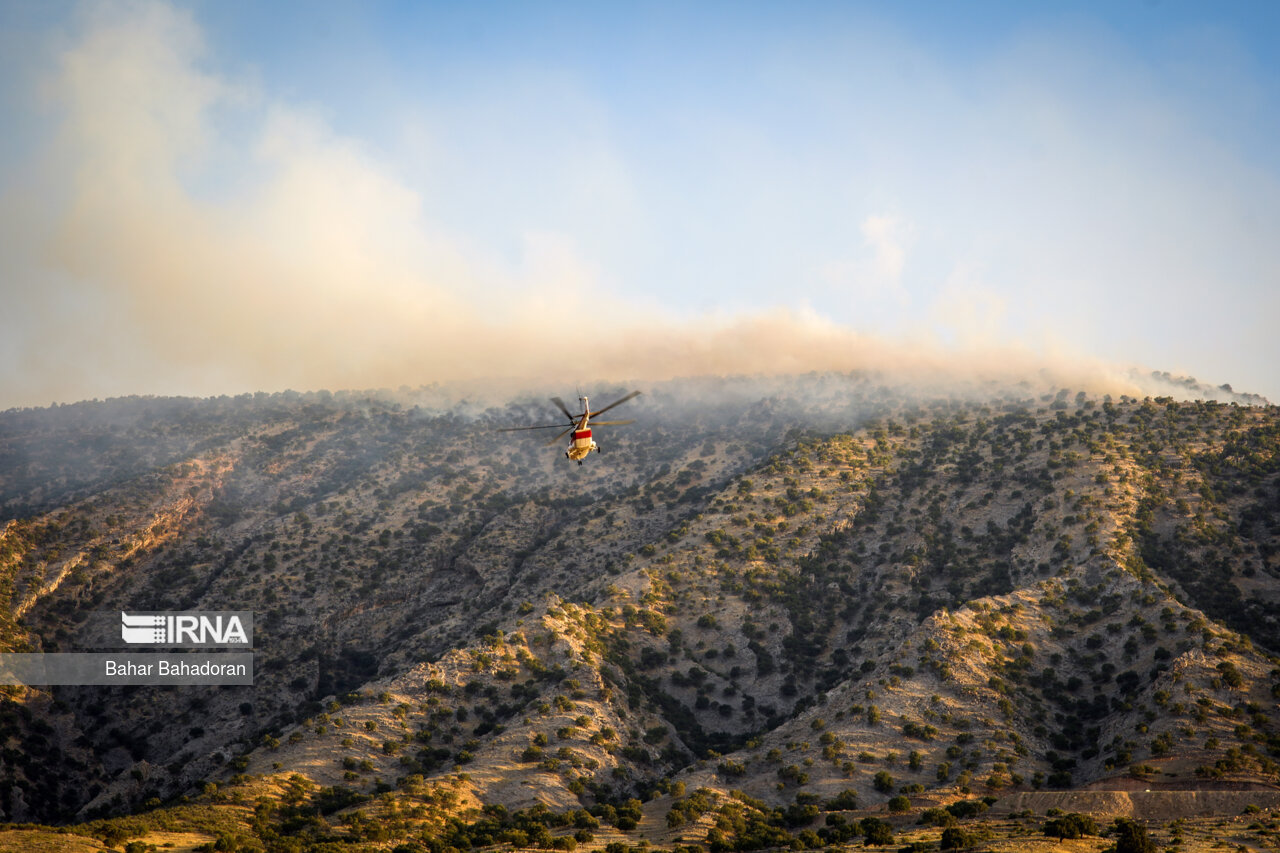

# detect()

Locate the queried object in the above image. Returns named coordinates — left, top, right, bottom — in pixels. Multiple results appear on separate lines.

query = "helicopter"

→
left=500, top=391, right=641, bottom=464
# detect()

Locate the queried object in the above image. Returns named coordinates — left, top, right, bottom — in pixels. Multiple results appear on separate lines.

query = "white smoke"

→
left=0, top=2, right=1272, bottom=408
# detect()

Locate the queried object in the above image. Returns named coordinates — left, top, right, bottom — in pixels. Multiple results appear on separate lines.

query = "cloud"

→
left=861, top=215, right=910, bottom=285
left=817, top=214, right=914, bottom=318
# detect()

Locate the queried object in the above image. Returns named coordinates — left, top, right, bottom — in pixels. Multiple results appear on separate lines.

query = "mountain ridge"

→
left=0, top=372, right=1278, bottom=851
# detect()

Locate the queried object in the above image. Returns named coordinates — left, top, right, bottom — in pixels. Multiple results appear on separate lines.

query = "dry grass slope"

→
left=0, top=377, right=1276, bottom=850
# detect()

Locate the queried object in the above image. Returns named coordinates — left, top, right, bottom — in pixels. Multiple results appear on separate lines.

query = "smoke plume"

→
left=0, top=2, right=1268, bottom=409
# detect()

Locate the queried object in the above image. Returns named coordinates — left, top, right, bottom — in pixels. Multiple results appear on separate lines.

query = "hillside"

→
left=1, top=373, right=1278, bottom=852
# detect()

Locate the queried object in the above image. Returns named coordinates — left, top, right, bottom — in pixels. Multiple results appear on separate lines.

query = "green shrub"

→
left=824, top=788, right=858, bottom=810
left=940, top=826, right=976, bottom=849
left=860, top=816, right=893, bottom=845
left=917, top=808, right=956, bottom=827
left=945, top=799, right=989, bottom=819
left=887, top=795, right=911, bottom=813
left=1043, top=812, right=1096, bottom=840
left=1112, top=817, right=1157, bottom=853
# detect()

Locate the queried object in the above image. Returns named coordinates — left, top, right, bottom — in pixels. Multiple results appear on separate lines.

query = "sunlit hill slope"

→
left=0, top=373, right=1278, bottom=851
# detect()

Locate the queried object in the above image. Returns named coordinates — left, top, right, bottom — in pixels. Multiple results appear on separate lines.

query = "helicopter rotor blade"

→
left=588, top=390, right=641, bottom=418
left=497, top=424, right=572, bottom=432
left=586, top=419, right=634, bottom=426
left=544, top=426, right=575, bottom=446
left=550, top=397, right=576, bottom=421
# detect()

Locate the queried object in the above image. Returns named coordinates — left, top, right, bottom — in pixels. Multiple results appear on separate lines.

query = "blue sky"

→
left=1, top=1, right=1277, bottom=406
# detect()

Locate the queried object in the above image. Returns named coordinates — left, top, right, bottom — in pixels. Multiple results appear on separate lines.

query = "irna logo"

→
left=120, top=612, right=250, bottom=646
